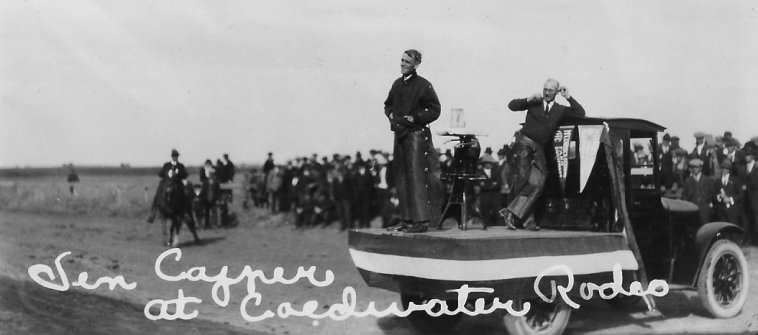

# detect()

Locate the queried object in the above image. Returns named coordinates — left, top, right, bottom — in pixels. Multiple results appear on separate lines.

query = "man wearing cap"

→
left=476, top=155, right=502, bottom=229
left=740, top=148, right=758, bottom=244
left=383, top=49, right=443, bottom=233
left=714, top=159, right=743, bottom=224
left=146, top=149, right=189, bottom=223
left=690, top=132, right=713, bottom=176
left=499, top=78, right=586, bottom=230
left=682, top=158, right=715, bottom=224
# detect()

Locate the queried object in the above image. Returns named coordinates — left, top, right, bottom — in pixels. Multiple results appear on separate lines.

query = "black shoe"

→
left=524, top=222, right=541, bottom=231
left=405, top=222, right=428, bottom=233
left=386, top=222, right=407, bottom=232
left=498, top=209, right=517, bottom=230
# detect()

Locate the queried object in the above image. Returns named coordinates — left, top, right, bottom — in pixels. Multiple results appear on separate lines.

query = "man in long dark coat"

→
left=383, top=49, right=443, bottom=233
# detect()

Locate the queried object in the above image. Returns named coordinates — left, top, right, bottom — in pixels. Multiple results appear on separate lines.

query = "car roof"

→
left=563, top=116, right=666, bottom=133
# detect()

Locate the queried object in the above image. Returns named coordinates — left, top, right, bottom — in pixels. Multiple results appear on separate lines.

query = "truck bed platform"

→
left=348, top=227, right=639, bottom=299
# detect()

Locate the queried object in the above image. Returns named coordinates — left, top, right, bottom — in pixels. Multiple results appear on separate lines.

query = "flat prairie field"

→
left=1, top=173, right=757, bottom=335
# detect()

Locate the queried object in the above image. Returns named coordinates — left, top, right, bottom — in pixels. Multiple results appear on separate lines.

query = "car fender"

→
left=691, top=221, right=744, bottom=286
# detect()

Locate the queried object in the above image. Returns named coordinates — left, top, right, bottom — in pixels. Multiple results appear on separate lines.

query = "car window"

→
left=630, top=137, right=655, bottom=189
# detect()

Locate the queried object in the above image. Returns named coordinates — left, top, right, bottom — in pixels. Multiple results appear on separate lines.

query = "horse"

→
left=156, top=178, right=200, bottom=247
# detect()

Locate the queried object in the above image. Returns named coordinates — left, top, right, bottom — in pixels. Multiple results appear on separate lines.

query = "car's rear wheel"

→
left=697, top=239, right=749, bottom=318
left=503, top=298, right=571, bottom=335
left=401, top=294, right=462, bottom=333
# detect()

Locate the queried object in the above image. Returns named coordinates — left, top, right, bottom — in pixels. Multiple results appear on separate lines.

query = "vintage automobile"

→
left=347, top=117, right=749, bottom=335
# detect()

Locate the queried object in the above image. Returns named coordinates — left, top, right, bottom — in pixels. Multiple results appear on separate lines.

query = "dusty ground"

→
left=1, top=203, right=758, bottom=334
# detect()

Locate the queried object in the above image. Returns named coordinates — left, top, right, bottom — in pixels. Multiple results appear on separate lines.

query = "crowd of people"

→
left=244, top=151, right=400, bottom=230
left=241, top=144, right=521, bottom=231
left=242, top=127, right=758, bottom=244
left=659, top=131, right=758, bottom=244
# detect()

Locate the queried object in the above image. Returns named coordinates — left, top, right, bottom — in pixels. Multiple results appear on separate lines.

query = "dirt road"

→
left=1, top=209, right=757, bottom=334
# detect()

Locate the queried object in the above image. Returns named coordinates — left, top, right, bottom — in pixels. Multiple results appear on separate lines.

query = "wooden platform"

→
left=348, top=227, right=639, bottom=298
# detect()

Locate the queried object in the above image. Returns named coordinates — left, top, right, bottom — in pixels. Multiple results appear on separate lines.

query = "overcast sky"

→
left=1, top=0, right=757, bottom=167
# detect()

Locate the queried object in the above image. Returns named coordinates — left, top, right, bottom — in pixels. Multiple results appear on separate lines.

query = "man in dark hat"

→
left=714, top=159, right=743, bottom=224
left=682, top=158, right=714, bottom=224
left=146, top=149, right=189, bottom=223
left=383, top=49, right=443, bottom=233
left=500, top=78, right=586, bottom=230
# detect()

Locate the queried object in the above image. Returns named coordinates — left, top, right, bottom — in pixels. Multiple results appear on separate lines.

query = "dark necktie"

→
left=543, top=103, right=549, bottom=118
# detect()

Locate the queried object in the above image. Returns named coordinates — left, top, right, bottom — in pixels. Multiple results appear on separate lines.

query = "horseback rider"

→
left=146, top=149, right=189, bottom=223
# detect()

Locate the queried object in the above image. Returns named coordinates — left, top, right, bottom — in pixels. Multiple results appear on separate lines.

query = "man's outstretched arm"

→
left=508, top=93, right=541, bottom=111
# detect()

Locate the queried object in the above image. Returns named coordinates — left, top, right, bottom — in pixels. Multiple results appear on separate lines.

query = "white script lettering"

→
left=534, top=263, right=669, bottom=308
left=27, top=251, right=137, bottom=292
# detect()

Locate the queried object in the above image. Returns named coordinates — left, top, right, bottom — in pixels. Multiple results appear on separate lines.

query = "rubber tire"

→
left=697, top=239, right=749, bottom=318
left=401, top=294, right=462, bottom=333
left=503, top=299, right=571, bottom=335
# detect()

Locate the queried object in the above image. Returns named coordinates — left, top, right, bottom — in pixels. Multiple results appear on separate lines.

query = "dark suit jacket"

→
left=158, top=162, right=188, bottom=181
left=739, top=163, right=758, bottom=209
left=658, top=144, right=674, bottom=170
left=508, top=97, right=585, bottom=145
left=682, top=174, right=714, bottom=207
left=477, top=166, right=502, bottom=192
left=714, top=173, right=743, bottom=206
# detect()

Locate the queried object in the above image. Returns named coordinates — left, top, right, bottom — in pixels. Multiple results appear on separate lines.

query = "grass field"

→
left=0, top=173, right=198, bottom=219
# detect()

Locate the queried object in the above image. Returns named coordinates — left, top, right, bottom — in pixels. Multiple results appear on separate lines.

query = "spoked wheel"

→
left=503, top=298, right=571, bottom=335
left=697, top=239, right=749, bottom=318
left=401, top=294, right=462, bottom=333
